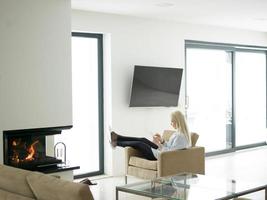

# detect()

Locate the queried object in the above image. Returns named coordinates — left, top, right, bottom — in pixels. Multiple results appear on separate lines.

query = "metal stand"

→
left=54, top=142, right=66, bottom=164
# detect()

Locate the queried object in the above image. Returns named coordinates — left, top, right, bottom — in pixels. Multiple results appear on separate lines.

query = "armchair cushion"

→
left=191, top=132, right=199, bottom=147
left=162, top=130, right=176, bottom=141
left=128, top=166, right=157, bottom=179
left=162, top=131, right=199, bottom=147
left=129, top=156, right=157, bottom=170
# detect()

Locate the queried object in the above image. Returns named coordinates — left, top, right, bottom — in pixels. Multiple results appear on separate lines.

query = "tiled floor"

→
left=85, top=146, right=267, bottom=200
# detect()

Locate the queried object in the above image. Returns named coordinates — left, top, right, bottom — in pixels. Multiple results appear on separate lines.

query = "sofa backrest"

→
left=0, top=165, right=36, bottom=198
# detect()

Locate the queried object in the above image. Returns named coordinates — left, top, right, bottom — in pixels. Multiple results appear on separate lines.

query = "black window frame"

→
left=72, top=32, right=104, bottom=178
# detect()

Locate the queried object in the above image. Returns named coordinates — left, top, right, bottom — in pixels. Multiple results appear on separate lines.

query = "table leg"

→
left=265, top=187, right=267, bottom=200
left=116, top=188, right=119, bottom=200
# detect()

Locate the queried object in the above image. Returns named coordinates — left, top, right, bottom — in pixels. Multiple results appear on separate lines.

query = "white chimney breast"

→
left=0, top=0, right=72, bottom=163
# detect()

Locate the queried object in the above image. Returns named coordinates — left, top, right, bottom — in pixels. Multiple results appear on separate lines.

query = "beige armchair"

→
left=125, top=131, right=205, bottom=183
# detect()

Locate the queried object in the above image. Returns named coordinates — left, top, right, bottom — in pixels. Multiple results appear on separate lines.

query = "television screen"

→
left=129, top=65, right=183, bottom=107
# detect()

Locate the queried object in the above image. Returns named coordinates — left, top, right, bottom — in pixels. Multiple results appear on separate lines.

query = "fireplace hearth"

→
left=3, top=126, right=72, bottom=171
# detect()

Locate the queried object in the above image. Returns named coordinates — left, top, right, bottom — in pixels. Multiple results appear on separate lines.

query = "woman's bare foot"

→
left=110, top=131, right=118, bottom=147
left=111, top=131, right=118, bottom=141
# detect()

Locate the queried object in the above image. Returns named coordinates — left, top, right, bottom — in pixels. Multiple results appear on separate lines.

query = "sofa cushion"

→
left=0, top=189, right=36, bottom=200
left=129, top=156, right=157, bottom=170
left=0, top=165, right=35, bottom=199
left=128, top=166, right=157, bottom=179
left=26, top=172, right=93, bottom=200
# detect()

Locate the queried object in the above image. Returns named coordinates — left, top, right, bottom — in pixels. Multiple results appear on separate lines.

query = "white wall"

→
left=72, top=10, right=267, bottom=176
left=0, top=0, right=72, bottom=163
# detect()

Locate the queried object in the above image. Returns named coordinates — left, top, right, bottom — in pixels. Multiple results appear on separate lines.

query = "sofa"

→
left=0, top=164, right=93, bottom=200
left=125, top=131, right=205, bottom=183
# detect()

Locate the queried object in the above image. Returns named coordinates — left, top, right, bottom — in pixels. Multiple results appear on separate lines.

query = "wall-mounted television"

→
left=129, top=65, right=183, bottom=107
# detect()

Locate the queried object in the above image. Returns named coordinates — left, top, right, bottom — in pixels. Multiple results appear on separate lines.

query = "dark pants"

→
left=117, top=134, right=158, bottom=160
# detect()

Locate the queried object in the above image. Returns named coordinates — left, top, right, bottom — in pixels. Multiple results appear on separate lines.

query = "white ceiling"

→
left=72, top=0, right=267, bottom=32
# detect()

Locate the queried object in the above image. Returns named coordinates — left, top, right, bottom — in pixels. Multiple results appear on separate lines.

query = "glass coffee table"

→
left=116, top=173, right=267, bottom=200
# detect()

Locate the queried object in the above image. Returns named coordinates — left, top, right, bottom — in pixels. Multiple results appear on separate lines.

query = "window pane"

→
left=186, top=48, right=232, bottom=152
left=56, top=36, right=100, bottom=175
left=235, top=52, right=266, bottom=146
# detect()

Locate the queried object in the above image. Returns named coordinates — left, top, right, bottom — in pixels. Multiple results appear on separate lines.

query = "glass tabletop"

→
left=116, top=173, right=267, bottom=200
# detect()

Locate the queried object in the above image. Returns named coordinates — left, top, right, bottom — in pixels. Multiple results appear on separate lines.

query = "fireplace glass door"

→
left=6, top=135, right=46, bottom=168
left=3, top=128, right=63, bottom=171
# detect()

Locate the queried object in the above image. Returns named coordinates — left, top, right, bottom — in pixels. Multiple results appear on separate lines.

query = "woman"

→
left=110, top=110, right=191, bottom=160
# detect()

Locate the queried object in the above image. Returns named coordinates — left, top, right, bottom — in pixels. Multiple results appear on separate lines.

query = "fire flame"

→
left=25, top=140, right=39, bottom=161
left=12, top=140, right=17, bottom=146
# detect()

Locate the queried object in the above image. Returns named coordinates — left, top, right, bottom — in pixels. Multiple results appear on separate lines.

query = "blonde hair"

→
left=171, top=110, right=191, bottom=145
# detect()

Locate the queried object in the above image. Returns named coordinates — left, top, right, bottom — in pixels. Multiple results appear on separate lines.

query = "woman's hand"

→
left=152, top=135, right=159, bottom=144
left=153, top=133, right=163, bottom=145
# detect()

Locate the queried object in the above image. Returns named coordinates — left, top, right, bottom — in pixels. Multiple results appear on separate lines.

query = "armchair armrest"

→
left=125, top=147, right=143, bottom=173
left=157, top=146, right=205, bottom=177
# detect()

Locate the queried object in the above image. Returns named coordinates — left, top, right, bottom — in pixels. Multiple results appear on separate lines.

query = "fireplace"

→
left=3, top=126, right=71, bottom=171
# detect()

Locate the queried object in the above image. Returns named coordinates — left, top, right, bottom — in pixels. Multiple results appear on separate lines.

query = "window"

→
left=235, top=51, right=266, bottom=146
left=186, top=41, right=267, bottom=155
left=55, top=33, right=104, bottom=178
left=186, top=48, right=232, bottom=152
